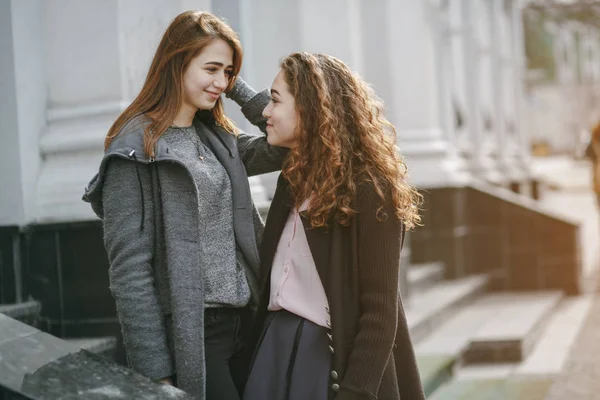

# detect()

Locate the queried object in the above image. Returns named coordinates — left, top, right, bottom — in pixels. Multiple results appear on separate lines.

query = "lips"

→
left=205, top=90, right=221, bottom=100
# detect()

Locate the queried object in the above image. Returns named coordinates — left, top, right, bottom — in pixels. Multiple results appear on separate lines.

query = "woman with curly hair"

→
left=243, top=53, right=425, bottom=400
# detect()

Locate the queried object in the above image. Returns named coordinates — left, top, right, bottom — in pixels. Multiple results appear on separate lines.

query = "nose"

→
left=213, top=74, right=227, bottom=90
left=262, top=102, right=272, bottom=119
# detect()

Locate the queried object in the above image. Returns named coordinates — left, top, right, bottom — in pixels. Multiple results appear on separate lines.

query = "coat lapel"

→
left=259, top=175, right=292, bottom=284
left=301, top=216, right=332, bottom=298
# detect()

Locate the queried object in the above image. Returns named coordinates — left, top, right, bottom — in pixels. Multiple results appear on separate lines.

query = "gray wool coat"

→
left=82, top=90, right=286, bottom=399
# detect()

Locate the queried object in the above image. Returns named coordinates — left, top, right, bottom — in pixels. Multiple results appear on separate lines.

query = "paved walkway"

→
left=545, top=296, right=600, bottom=400
left=532, top=157, right=600, bottom=400
left=534, top=157, right=599, bottom=286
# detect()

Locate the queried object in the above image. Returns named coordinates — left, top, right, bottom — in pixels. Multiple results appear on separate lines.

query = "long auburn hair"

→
left=280, top=52, right=422, bottom=229
left=104, top=11, right=242, bottom=157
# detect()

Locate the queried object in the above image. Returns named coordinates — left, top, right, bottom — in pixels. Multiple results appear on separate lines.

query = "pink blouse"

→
left=267, top=199, right=330, bottom=328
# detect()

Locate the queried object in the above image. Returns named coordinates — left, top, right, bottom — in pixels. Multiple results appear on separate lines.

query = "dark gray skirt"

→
left=243, top=310, right=332, bottom=400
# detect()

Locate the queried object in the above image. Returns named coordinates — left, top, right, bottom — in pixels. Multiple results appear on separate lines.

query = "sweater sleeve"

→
left=227, top=76, right=269, bottom=134
left=337, top=184, right=424, bottom=400
left=102, top=158, right=174, bottom=380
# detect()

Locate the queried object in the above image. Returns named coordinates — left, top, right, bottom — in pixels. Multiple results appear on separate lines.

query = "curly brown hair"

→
left=105, top=11, right=242, bottom=157
left=279, top=52, right=421, bottom=229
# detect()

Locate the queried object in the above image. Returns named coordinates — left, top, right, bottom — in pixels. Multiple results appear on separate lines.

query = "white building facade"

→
left=1, top=0, right=532, bottom=228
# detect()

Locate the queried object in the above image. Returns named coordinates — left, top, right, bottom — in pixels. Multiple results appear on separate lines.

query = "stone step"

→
left=428, top=378, right=554, bottom=400
left=415, top=294, right=506, bottom=357
left=0, top=300, right=41, bottom=327
left=406, top=275, right=488, bottom=343
left=514, top=295, right=593, bottom=377
left=66, top=337, right=118, bottom=360
left=408, top=262, right=444, bottom=293
left=462, top=291, right=563, bottom=364
left=416, top=354, right=455, bottom=398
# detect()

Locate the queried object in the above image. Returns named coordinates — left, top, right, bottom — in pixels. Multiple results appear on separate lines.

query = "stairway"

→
left=405, top=258, right=594, bottom=399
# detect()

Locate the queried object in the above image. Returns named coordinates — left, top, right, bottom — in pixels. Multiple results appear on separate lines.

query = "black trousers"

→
left=204, top=307, right=248, bottom=400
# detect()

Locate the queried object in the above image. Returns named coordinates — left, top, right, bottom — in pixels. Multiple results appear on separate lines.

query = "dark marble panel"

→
left=431, top=233, right=469, bottom=279
left=23, top=230, right=61, bottom=321
left=506, top=209, right=537, bottom=254
left=507, top=251, right=540, bottom=291
left=409, top=233, right=435, bottom=264
left=43, top=319, right=121, bottom=339
left=537, top=228, right=578, bottom=262
left=58, top=226, right=114, bottom=320
left=469, top=230, right=506, bottom=276
left=466, top=188, right=504, bottom=228
left=542, top=261, right=580, bottom=295
left=0, top=226, right=19, bottom=304
left=486, top=268, right=509, bottom=291
left=429, top=188, right=466, bottom=230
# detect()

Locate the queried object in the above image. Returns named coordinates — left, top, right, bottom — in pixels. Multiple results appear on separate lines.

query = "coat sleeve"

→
left=337, top=185, right=424, bottom=400
left=102, top=158, right=174, bottom=380
left=228, top=77, right=288, bottom=176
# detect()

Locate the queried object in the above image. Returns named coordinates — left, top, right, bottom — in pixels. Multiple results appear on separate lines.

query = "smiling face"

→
left=181, top=38, right=234, bottom=112
left=262, top=70, right=298, bottom=148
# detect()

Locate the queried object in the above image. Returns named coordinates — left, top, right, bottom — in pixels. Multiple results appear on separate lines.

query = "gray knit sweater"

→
left=162, top=126, right=250, bottom=307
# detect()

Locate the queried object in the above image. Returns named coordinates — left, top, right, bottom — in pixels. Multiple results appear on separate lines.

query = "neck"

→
left=173, top=103, right=197, bottom=127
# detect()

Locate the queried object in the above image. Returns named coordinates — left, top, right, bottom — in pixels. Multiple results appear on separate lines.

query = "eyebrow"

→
left=270, top=89, right=281, bottom=97
left=204, top=62, right=234, bottom=68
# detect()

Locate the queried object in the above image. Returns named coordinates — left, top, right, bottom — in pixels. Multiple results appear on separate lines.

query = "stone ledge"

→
left=407, top=275, right=488, bottom=343
left=462, top=292, right=563, bottom=364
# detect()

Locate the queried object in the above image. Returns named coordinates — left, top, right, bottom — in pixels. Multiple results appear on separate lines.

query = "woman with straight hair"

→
left=83, top=11, right=286, bottom=400
left=243, top=53, right=425, bottom=400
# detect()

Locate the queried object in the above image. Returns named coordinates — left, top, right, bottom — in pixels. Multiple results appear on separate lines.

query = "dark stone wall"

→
left=409, top=185, right=581, bottom=295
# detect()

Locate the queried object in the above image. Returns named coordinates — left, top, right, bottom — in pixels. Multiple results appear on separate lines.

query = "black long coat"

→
left=249, top=176, right=425, bottom=400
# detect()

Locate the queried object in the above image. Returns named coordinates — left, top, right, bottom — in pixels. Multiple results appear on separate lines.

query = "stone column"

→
left=385, top=0, right=472, bottom=281
left=37, top=0, right=212, bottom=223
left=492, top=0, right=527, bottom=187
left=0, top=0, right=46, bottom=227
left=386, top=0, right=469, bottom=188
left=461, top=0, right=503, bottom=184
left=509, top=0, right=534, bottom=184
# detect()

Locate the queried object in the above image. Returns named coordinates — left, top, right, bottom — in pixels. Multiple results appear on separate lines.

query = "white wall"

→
left=0, top=0, right=25, bottom=226
left=0, top=0, right=46, bottom=226
left=13, top=0, right=46, bottom=224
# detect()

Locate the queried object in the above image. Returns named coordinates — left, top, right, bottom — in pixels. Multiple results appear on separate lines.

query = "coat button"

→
left=330, top=370, right=339, bottom=380
left=329, top=345, right=335, bottom=354
left=331, top=383, right=340, bottom=392
left=327, top=333, right=333, bottom=341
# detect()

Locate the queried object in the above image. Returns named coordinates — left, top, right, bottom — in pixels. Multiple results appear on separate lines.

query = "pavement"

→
left=530, top=156, right=600, bottom=400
